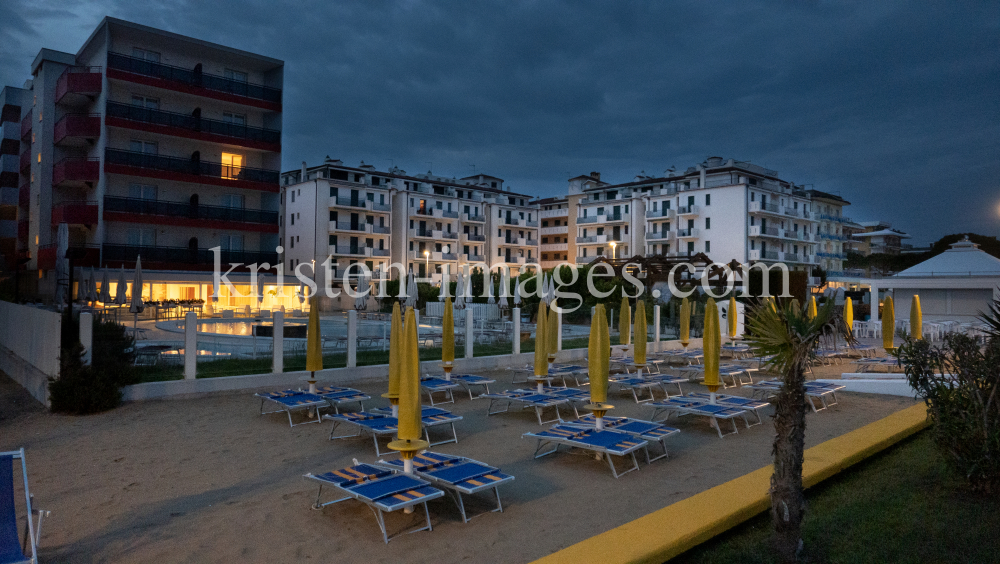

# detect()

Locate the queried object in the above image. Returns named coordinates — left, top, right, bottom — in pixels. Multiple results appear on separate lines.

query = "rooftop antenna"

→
left=426, top=161, right=432, bottom=172
left=470, top=164, right=476, bottom=175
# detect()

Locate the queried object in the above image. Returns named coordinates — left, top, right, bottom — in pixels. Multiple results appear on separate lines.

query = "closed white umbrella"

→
left=405, top=269, right=417, bottom=310
left=513, top=271, right=522, bottom=308
left=114, top=266, right=128, bottom=305
left=54, top=223, right=69, bottom=307
left=454, top=270, right=466, bottom=310
left=129, top=255, right=145, bottom=332
left=87, top=267, right=99, bottom=303
left=99, top=268, right=112, bottom=305
left=354, top=276, right=369, bottom=311
left=487, top=270, right=496, bottom=305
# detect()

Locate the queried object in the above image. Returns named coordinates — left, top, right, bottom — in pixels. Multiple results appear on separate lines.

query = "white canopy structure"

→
left=865, top=238, right=1000, bottom=322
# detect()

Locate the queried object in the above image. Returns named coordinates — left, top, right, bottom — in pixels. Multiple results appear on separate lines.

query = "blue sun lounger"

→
left=304, top=463, right=444, bottom=544
left=2, top=449, right=49, bottom=564
left=482, top=390, right=571, bottom=425
left=325, top=408, right=463, bottom=456
left=608, top=374, right=669, bottom=403
left=745, top=380, right=845, bottom=412
left=675, top=364, right=755, bottom=388
left=560, top=415, right=681, bottom=462
left=420, top=376, right=461, bottom=406
left=684, top=392, right=771, bottom=425
left=547, top=364, right=590, bottom=387
left=254, top=391, right=329, bottom=427
left=522, top=425, right=648, bottom=478
left=646, top=397, right=752, bottom=438
left=376, top=451, right=514, bottom=523
left=424, top=374, right=496, bottom=400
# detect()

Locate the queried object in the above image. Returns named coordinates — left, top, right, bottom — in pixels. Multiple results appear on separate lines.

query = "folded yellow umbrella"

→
left=882, top=296, right=895, bottom=352
left=382, top=302, right=402, bottom=407
left=547, top=301, right=559, bottom=360
left=728, top=295, right=738, bottom=339
left=790, top=298, right=801, bottom=316
left=634, top=300, right=647, bottom=366
left=807, top=296, right=818, bottom=320
left=442, top=297, right=455, bottom=365
left=534, top=303, right=548, bottom=376
left=306, top=294, right=323, bottom=373
left=844, top=297, right=854, bottom=338
left=679, top=296, right=690, bottom=347
left=910, top=295, right=922, bottom=340
left=619, top=295, right=631, bottom=346
left=397, top=306, right=423, bottom=442
left=703, top=297, right=720, bottom=394
left=589, top=304, right=609, bottom=404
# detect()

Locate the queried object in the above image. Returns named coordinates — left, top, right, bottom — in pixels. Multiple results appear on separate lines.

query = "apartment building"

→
left=534, top=196, right=572, bottom=269
left=807, top=189, right=853, bottom=275
left=0, top=87, right=29, bottom=269
left=852, top=221, right=911, bottom=256
left=3, top=17, right=284, bottom=303
left=566, top=158, right=826, bottom=274
left=280, top=159, right=539, bottom=304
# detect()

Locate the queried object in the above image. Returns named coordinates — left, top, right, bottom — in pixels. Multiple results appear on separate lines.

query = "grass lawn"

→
left=673, top=431, right=1000, bottom=563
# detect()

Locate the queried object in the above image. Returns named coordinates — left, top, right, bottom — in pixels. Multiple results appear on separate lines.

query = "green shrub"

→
left=897, top=332, right=1000, bottom=494
left=50, top=317, right=137, bottom=414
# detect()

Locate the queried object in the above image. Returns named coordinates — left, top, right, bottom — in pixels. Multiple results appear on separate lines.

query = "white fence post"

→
left=513, top=308, right=521, bottom=355
left=272, top=311, right=284, bottom=374
left=557, top=310, right=563, bottom=352
left=653, top=305, right=661, bottom=351
left=465, top=308, right=474, bottom=359
left=347, top=310, right=358, bottom=368
left=184, top=311, right=197, bottom=380
left=79, top=312, right=93, bottom=366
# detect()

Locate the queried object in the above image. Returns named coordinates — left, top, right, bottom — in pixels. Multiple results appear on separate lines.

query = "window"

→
left=290, top=214, right=294, bottom=225
left=705, top=241, right=711, bottom=253
left=132, top=48, right=160, bottom=62
left=221, top=234, right=244, bottom=251
left=705, top=194, right=711, bottom=205
left=224, top=68, right=248, bottom=82
left=290, top=191, right=295, bottom=203
left=222, top=194, right=244, bottom=208
left=130, top=140, right=157, bottom=154
left=127, top=228, right=155, bottom=247
left=223, top=112, right=246, bottom=126
left=221, top=153, right=243, bottom=180
left=128, top=183, right=157, bottom=200
left=705, top=217, right=711, bottom=229
left=131, top=95, right=159, bottom=109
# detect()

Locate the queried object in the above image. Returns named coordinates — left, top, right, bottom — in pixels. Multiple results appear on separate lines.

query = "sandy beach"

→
left=2, top=364, right=918, bottom=564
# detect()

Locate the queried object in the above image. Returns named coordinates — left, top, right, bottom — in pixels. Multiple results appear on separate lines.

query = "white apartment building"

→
left=534, top=196, right=572, bottom=269
left=807, top=189, right=853, bottom=275
left=280, top=159, right=539, bottom=306
left=570, top=157, right=840, bottom=275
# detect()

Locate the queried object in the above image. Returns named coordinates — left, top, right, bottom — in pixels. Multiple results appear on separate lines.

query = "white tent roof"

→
left=895, top=238, right=1000, bottom=277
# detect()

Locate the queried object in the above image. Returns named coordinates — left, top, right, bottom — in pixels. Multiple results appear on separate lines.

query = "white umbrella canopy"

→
left=487, top=270, right=496, bottom=305
left=114, top=266, right=128, bottom=305
left=80, top=275, right=90, bottom=306
left=354, top=276, right=369, bottom=311
left=54, top=223, right=68, bottom=306
left=454, top=270, right=466, bottom=310
left=87, top=267, right=99, bottom=303
left=404, top=269, right=418, bottom=309
left=99, top=268, right=112, bottom=305
left=513, top=270, right=522, bottom=308
left=129, top=256, right=145, bottom=314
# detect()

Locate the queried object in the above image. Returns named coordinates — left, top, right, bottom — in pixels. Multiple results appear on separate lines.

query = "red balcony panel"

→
left=18, top=184, right=29, bottom=208
left=0, top=138, right=19, bottom=156
left=52, top=158, right=100, bottom=186
left=19, top=149, right=31, bottom=172
left=0, top=171, right=17, bottom=188
left=38, top=244, right=100, bottom=270
left=1, top=104, right=21, bottom=124
left=17, top=220, right=28, bottom=240
left=20, top=110, right=32, bottom=139
left=53, top=114, right=101, bottom=145
left=55, top=67, right=103, bottom=105
left=52, top=201, right=99, bottom=226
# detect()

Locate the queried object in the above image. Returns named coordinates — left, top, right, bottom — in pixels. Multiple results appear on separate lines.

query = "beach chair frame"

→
left=325, top=411, right=462, bottom=456
left=420, top=377, right=459, bottom=406
left=483, top=391, right=570, bottom=425
left=522, top=426, right=647, bottom=478
left=1, top=448, right=50, bottom=564
left=647, top=400, right=751, bottom=438
left=254, top=391, right=328, bottom=427
left=561, top=416, right=681, bottom=463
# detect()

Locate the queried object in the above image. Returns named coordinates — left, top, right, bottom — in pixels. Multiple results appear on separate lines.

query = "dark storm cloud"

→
left=2, top=0, right=997, bottom=243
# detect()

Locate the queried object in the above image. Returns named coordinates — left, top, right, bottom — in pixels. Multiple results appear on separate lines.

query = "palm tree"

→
left=743, top=297, right=849, bottom=563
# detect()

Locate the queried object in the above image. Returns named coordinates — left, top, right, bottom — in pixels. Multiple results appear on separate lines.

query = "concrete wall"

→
left=0, top=301, right=62, bottom=405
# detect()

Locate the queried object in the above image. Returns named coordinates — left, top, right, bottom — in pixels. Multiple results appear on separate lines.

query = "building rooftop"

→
left=853, top=229, right=911, bottom=239
left=895, top=238, right=1000, bottom=277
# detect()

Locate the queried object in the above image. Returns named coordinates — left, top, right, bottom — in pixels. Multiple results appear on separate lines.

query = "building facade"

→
left=807, top=189, right=853, bottom=276
left=852, top=221, right=911, bottom=256
left=3, top=17, right=284, bottom=305
left=534, top=196, right=572, bottom=269
left=280, top=158, right=539, bottom=304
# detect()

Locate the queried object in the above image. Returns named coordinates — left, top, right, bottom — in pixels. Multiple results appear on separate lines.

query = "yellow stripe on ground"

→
left=531, top=403, right=929, bottom=564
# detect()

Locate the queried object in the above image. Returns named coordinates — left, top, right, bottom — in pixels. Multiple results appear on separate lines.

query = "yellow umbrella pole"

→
left=882, top=296, right=895, bottom=352
left=305, top=294, right=323, bottom=394
left=619, top=295, right=631, bottom=347
left=531, top=302, right=549, bottom=393
left=442, top=297, right=455, bottom=379
left=910, top=295, right=922, bottom=340
left=728, top=295, right=738, bottom=340
left=388, top=306, right=429, bottom=478
left=679, top=296, right=690, bottom=348
left=634, top=300, right=647, bottom=373
left=584, top=304, right=613, bottom=429
left=382, top=302, right=403, bottom=417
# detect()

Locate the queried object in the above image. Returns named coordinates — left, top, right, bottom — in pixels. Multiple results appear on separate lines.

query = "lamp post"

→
left=423, top=250, right=430, bottom=281
left=610, top=241, right=617, bottom=259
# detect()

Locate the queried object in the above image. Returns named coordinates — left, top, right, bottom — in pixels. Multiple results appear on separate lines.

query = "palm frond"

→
left=744, top=297, right=849, bottom=374
left=978, top=292, right=1000, bottom=339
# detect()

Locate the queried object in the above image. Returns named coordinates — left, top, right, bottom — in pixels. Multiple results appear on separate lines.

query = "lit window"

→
left=221, top=153, right=243, bottom=180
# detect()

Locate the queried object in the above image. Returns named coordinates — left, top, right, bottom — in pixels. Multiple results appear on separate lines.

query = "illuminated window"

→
left=221, top=153, right=243, bottom=180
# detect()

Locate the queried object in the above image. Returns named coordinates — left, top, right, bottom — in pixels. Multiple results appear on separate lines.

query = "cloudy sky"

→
left=3, top=0, right=997, bottom=244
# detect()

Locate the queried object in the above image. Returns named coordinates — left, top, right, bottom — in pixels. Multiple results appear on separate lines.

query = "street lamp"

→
left=610, top=241, right=617, bottom=259
left=424, top=250, right=430, bottom=280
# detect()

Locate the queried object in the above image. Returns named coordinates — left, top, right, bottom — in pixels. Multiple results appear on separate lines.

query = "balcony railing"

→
left=104, top=196, right=278, bottom=224
left=52, top=201, right=99, bottom=225
left=38, top=244, right=101, bottom=269
left=20, top=111, right=31, bottom=139
left=53, top=114, right=101, bottom=144
left=19, top=149, right=30, bottom=172
left=55, top=66, right=102, bottom=104
left=463, top=214, right=485, bottom=222
left=503, top=217, right=520, bottom=226
left=105, top=148, right=280, bottom=185
left=677, top=228, right=699, bottom=238
left=53, top=158, right=100, bottom=186
left=106, top=101, right=280, bottom=146
left=645, top=209, right=675, bottom=219
left=577, top=216, right=599, bottom=224
left=525, top=220, right=538, bottom=227
left=102, top=244, right=277, bottom=266
left=463, top=233, right=486, bottom=242
left=646, top=231, right=672, bottom=241
left=334, top=196, right=367, bottom=208
left=677, top=205, right=699, bottom=215
left=107, top=52, right=282, bottom=105
left=18, top=184, right=29, bottom=208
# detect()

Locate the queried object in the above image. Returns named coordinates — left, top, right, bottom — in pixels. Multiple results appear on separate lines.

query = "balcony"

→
left=503, top=217, right=520, bottom=226
left=541, top=243, right=568, bottom=252
left=103, top=196, right=278, bottom=230
left=462, top=213, right=485, bottom=223
left=105, top=101, right=280, bottom=151
left=465, top=254, right=485, bottom=262
left=577, top=216, right=599, bottom=224
left=52, top=158, right=100, bottom=187
left=104, top=148, right=279, bottom=191
left=37, top=244, right=101, bottom=270
left=55, top=67, right=102, bottom=105
left=646, top=231, right=673, bottom=241
left=17, top=220, right=28, bottom=240
left=645, top=208, right=675, bottom=219
left=677, top=228, right=699, bottom=238
left=106, top=52, right=282, bottom=110
left=331, top=245, right=379, bottom=257
left=818, top=214, right=852, bottom=224
left=19, top=149, right=30, bottom=172
left=102, top=244, right=278, bottom=270
left=604, top=213, right=625, bottom=223
left=408, top=250, right=457, bottom=262
left=332, top=196, right=367, bottom=209
left=53, top=114, right=101, bottom=146
left=748, top=202, right=781, bottom=215
left=817, top=251, right=846, bottom=260
left=576, top=255, right=597, bottom=264
left=462, top=233, right=485, bottom=242
left=749, top=226, right=780, bottom=238
left=525, top=220, right=539, bottom=227
left=677, top=205, right=699, bottom=216
left=18, top=184, right=29, bottom=208
left=525, top=238, right=538, bottom=246
left=540, top=208, right=568, bottom=218
left=20, top=111, right=31, bottom=139
left=51, top=201, right=99, bottom=226
left=329, top=221, right=389, bottom=234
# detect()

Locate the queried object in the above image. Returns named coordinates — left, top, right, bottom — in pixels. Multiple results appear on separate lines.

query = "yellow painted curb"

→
left=531, top=403, right=930, bottom=564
